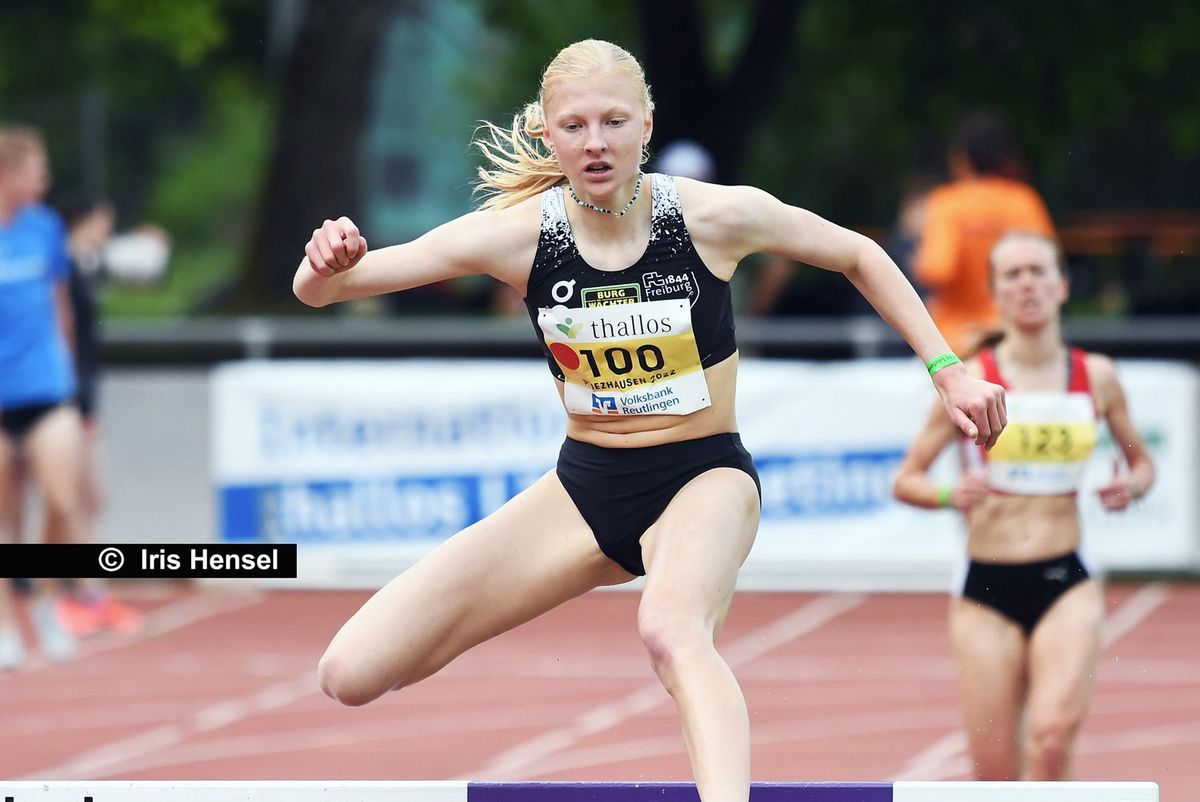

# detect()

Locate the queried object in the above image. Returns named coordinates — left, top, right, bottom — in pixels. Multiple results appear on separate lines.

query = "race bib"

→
left=986, top=392, right=1097, bottom=494
left=538, top=299, right=712, bottom=416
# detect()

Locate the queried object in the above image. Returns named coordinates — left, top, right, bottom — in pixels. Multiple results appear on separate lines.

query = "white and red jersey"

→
left=969, top=347, right=1099, bottom=496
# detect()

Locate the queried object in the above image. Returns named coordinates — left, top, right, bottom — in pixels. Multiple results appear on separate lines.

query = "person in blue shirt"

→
left=0, top=125, right=84, bottom=668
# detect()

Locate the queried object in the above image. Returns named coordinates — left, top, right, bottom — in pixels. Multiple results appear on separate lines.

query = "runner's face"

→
left=542, top=69, right=651, bottom=205
left=992, top=238, right=1067, bottom=329
left=0, top=150, right=49, bottom=207
left=15, top=151, right=50, bottom=204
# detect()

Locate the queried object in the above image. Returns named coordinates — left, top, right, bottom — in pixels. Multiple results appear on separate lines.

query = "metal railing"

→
left=99, top=314, right=1200, bottom=364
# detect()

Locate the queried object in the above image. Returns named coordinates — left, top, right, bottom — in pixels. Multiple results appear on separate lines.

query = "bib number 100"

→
left=579, top=344, right=664, bottom=376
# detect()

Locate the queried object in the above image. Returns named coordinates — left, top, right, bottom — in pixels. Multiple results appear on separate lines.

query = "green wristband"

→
left=926, top=353, right=962, bottom=376
left=936, top=485, right=953, bottom=508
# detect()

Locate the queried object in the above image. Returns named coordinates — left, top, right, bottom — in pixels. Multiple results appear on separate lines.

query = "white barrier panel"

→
left=0, top=782, right=466, bottom=801
left=892, top=783, right=1158, bottom=801
left=210, top=358, right=1199, bottom=590
left=735, top=358, right=1199, bottom=589
left=0, top=780, right=1160, bottom=801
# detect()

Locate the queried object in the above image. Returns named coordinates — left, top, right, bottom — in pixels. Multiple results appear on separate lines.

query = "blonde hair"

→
left=0, top=125, right=46, bottom=170
left=473, top=40, right=654, bottom=211
left=987, top=229, right=1065, bottom=288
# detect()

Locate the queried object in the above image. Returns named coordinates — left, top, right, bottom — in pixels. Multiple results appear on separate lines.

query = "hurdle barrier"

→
left=0, top=780, right=1159, bottom=801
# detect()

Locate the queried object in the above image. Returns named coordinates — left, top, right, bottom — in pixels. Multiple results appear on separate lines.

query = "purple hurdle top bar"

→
left=469, top=783, right=892, bottom=802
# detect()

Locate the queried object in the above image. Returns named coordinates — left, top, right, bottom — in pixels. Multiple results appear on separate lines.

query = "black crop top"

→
left=524, top=173, right=737, bottom=389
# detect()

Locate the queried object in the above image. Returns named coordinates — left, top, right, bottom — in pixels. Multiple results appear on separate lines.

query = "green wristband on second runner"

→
left=926, top=353, right=962, bottom=376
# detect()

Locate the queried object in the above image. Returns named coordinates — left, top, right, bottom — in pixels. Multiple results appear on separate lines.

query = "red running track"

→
left=0, top=582, right=1195, bottom=798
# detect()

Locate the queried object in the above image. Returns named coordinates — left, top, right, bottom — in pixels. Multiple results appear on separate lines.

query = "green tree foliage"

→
left=765, top=0, right=1200, bottom=219
left=0, top=0, right=266, bottom=316
left=478, top=0, right=1200, bottom=222
left=4, top=0, right=1197, bottom=315
left=0, top=0, right=257, bottom=191
left=106, top=77, right=268, bottom=318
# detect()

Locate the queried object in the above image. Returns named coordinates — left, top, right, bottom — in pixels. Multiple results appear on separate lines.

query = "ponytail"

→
left=472, top=102, right=564, bottom=211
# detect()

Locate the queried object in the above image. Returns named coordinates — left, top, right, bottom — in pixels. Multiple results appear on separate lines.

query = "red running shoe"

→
left=95, top=596, right=145, bottom=634
left=57, top=596, right=145, bottom=636
left=56, top=597, right=103, bottom=637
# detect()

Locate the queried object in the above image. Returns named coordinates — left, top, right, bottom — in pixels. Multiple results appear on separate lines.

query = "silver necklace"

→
left=567, top=172, right=644, bottom=217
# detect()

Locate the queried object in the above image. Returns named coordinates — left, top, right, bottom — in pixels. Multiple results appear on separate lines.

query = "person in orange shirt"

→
left=915, top=112, right=1055, bottom=353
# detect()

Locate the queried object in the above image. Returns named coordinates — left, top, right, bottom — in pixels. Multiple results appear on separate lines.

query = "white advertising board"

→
left=211, top=358, right=1198, bottom=590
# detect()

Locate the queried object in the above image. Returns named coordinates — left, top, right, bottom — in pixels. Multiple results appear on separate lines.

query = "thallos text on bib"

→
left=538, top=300, right=712, bottom=416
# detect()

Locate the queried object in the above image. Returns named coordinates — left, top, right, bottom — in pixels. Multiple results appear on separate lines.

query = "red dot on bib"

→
left=549, top=342, right=581, bottom=371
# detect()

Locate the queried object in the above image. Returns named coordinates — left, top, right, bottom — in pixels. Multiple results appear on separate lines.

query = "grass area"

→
left=100, top=76, right=265, bottom=320
left=100, top=244, right=238, bottom=319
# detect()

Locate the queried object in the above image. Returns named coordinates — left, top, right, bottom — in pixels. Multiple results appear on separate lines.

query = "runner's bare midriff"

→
left=963, top=492, right=1082, bottom=563
left=560, top=351, right=739, bottom=448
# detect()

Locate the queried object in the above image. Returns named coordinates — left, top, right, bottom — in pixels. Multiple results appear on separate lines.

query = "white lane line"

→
left=14, top=589, right=288, bottom=780
left=463, top=592, right=867, bottom=780
left=20, top=672, right=317, bottom=779
left=890, top=582, right=1171, bottom=781
left=110, top=681, right=962, bottom=780
left=1079, top=720, right=1200, bottom=755
left=0, top=587, right=266, bottom=677
left=2, top=700, right=220, bottom=736
left=890, top=732, right=968, bottom=782
left=51, top=704, right=583, bottom=777
left=521, top=703, right=964, bottom=780
left=1102, top=582, right=1169, bottom=648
